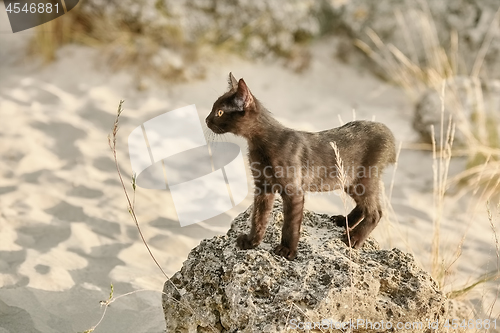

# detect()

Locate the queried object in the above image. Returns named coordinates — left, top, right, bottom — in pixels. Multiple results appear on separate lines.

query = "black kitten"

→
left=206, top=73, right=396, bottom=260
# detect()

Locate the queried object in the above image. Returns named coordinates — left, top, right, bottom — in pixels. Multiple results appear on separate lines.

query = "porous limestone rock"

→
left=162, top=198, right=470, bottom=332
left=72, top=1, right=500, bottom=80
left=331, top=0, right=500, bottom=80
left=76, top=0, right=322, bottom=58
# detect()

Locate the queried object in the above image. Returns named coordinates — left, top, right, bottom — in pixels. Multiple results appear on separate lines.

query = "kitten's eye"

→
left=217, top=110, right=224, bottom=117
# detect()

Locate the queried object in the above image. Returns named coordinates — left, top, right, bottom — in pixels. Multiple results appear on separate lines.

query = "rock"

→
left=74, top=0, right=322, bottom=64
left=329, top=0, right=500, bottom=80
left=162, top=198, right=470, bottom=332
left=413, top=76, right=500, bottom=146
left=62, top=1, right=500, bottom=81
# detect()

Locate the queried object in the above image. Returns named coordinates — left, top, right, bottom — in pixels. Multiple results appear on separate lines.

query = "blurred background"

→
left=0, top=0, right=499, bottom=332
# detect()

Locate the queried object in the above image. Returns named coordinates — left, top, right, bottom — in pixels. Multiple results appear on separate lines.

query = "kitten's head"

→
left=206, top=72, right=258, bottom=137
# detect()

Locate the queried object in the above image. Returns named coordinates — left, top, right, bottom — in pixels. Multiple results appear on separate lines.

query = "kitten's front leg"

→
left=237, top=193, right=275, bottom=250
left=274, top=193, right=304, bottom=260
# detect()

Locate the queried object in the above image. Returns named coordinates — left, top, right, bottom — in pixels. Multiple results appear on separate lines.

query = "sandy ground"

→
left=1, top=11, right=499, bottom=333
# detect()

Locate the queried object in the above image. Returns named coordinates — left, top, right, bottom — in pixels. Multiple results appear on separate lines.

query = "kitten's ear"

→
left=235, top=79, right=254, bottom=109
left=228, top=72, right=238, bottom=91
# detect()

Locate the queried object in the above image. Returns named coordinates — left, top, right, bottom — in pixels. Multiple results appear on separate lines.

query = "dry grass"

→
left=356, top=7, right=500, bottom=203
left=30, top=11, right=202, bottom=83
left=29, top=15, right=72, bottom=62
left=430, top=84, right=456, bottom=285
left=28, top=5, right=314, bottom=82
left=78, top=100, right=220, bottom=333
left=329, top=140, right=355, bottom=323
left=329, top=141, right=350, bottom=243
left=377, top=94, right=500, bottom=329
left=354, top=5, right=500, bottom=323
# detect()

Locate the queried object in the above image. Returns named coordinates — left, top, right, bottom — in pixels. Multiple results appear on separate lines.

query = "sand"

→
left=0, top=10, right=499, bottom=333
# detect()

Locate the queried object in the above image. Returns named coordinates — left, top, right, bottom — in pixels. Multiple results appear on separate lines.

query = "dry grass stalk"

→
left=107, top=100, right=168, bottom=280
left=80, top=284, right=210, bottom=333
left=486, top=202, right=500, bottom=317
left=357, top=6, right=500, bottom=202
left=329, top=141, right=355, bottom=321
left=356, top=7, right=500, bottom=310
left=430, top=84, right=456, bottom=285
left=329, top=141, right=350, bottom=244
left=100, top=100, right=219, bottom=333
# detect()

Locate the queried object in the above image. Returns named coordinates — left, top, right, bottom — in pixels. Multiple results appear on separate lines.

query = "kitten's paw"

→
left=343, top=230, right=365, bottom=249
left=236, top=234, right=256, bottom=250
left=274, top=245, right=297, bottom=260
left=331, top=215, right=347, bottom=227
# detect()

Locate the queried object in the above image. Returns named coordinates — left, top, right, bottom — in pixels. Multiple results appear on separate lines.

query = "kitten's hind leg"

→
left=274, top=193, right=304, bottom=260
left=345, top=179, right=382, bottom=249
left=347, top=199, right=381, bottom=249
left=331, top=185, right=364, bottom=228
left=331, top=215, right=347, bottom=227
left=331, top=205, right=364, bottom=228
left=237, top=193, right=275, bottom=250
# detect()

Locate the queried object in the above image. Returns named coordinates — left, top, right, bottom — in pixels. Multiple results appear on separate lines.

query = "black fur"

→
left=206, top=73, right=396, bottom=260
